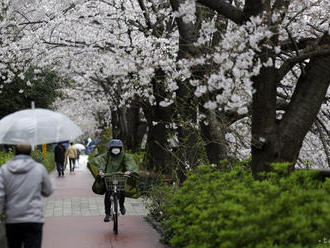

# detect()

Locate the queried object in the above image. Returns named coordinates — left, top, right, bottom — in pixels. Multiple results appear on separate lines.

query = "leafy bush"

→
left=96, top=127, right=112, bottom=154
left=87, top=154, right=98, bottom=178
left=128, top=151, right=145, bottom=170
left=1, top=149, right=56, bottom=172
left=145, top=183, right=177, bottom=222
left=0, top=151, right=13, bottom=167
left=31, top=150, right=56, bottom=172
left=155, top=162, right=330, bottom=248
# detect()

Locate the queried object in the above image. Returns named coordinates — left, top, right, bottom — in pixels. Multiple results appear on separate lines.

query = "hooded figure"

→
left=0, top=144, right=53, bottom=248
left=90, top=139, right=138, bottom=222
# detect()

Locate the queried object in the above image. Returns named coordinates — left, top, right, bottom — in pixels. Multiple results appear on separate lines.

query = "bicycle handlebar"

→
left=102, top=172, right=131, bottom=178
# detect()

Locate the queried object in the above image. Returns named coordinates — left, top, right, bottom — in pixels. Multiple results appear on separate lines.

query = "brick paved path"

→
left=42, top=155, right=167, bottom=248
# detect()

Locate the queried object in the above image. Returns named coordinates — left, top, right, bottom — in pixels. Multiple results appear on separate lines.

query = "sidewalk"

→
left=42, top=155, right=167, bottom=248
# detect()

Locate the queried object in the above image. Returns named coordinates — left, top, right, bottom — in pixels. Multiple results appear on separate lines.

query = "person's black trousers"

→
left=104, top=191, right=125, bottom=215
left=69, top=158, right=75, bottom=171
left=6, top=223, right=43, bottom=248
left=56, top=162, right=64, bottom=176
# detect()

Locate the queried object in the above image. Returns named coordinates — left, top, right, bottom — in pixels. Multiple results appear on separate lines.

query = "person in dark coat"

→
left=54, top=143, right=65, bottom=176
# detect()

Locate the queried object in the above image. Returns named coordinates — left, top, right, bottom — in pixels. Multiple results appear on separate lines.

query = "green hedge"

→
left=0, top=151, right=13, bottom=166
left=150, top=162, right=330, bottom=248
left=87, top=154, right=98, bottom=178
left=31, top=150, right=56, bottom=172
left=0, top=150, right=55, bottom=172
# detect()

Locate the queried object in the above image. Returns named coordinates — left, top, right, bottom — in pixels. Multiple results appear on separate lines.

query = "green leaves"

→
left=31, top=150, right=56, bottom=172
left=153, top=162, right=330, bottom=247
left=0, top=67, right=65, bottom=118
left=0, top=150, right=55, bottom=172
left=0, top=151, right=13, bottom=166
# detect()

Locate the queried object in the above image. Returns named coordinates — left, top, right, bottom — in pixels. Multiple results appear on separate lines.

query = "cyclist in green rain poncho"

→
left=90, top=139, right=138, bottom=222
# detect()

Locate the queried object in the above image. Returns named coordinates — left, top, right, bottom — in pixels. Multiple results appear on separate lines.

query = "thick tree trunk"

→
left=175, top=82, right=200, bottom=168
left=142, top=69, right=173, bottom=174
left=252, top=35, right=330, bottom=178
left=200, top=109, right=228, bottom=165
left=143, top=118, right=172, bottom=174
left=169, top=0, right=203, bottom=181
left=251, top=66, right=278, bottom=177
left=111, top=104, right=145, bottom=152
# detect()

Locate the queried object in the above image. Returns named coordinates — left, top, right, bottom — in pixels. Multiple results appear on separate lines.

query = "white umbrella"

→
left=0, top=108, right=82, bottom=145
left=74, top=143, right=85, bottom=150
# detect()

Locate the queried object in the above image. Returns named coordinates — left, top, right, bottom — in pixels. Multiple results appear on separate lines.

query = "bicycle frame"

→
left=104, top=173, right=129, bottom=234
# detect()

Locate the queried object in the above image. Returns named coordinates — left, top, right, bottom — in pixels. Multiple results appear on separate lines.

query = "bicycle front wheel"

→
left=113, top=194, right=118, bottom=234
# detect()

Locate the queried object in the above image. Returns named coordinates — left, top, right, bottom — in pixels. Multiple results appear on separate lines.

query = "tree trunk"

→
left=251, top=66, right=278, bottom=177
left=111, top=104, right=145, bottom=152
left=251, top=35, right=330, bottom=178
left=200, top=110, right=228, bottom=165
left=142, top=69, right=173, bottom=174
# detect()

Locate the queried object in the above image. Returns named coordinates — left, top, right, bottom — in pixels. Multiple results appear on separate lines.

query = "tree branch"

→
left=277, top=47, right=330, bottom=81
left=279, top=37, right=317, bottom=51
left=197, top=0, right=247, bottom=25
left=279, top=34, right=330, bottom=150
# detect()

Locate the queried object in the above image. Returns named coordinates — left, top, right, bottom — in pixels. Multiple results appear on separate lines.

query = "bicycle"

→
left=104, top=173, right=129, bottom=234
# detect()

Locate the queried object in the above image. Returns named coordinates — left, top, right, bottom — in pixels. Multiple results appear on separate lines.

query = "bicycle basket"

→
left=104, top=174, right=128, bottom=192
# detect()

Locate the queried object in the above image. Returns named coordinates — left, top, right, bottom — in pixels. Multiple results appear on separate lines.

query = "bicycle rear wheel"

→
left=113, top=194, right=118, bottom=234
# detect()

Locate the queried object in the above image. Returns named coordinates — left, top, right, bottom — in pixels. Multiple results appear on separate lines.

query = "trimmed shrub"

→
left=1, top=150, right=55, bottom=172
left=128, top=151, right=145, bottom=170
left=156, top=162, right=330, bottom=248
left=0, top=151, right=13, bottom=167
left=31, top=150, right=56, bottom=172
left=87, top=154, right=98, bottom=178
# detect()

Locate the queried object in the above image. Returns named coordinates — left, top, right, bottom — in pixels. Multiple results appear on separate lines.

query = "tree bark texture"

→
left=197, top=0, right=330, bottom=177
left=251, top=35, right=330, bottom=177
left=200, top=109, right=228, bottom=165
left=111, top=104, right=145, bottom=152
left=142, top=69, right=174, bottom=173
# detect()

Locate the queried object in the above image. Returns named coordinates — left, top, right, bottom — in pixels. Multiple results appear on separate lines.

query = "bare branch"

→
left=197, top=0, right=247, bottom=25
left=277, top=47, right=330, bottom=80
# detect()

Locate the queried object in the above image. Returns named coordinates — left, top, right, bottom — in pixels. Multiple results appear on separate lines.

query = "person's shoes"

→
left=104, top=214, right=111, bottom=222
left=120, top=206, right=126, bottom=215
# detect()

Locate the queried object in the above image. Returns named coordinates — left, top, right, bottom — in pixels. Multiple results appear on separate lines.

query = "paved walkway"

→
left=42, top=155, right=167, bottom=248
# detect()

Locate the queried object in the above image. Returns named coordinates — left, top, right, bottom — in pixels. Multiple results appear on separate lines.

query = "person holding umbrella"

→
left=0, top=144, right=53, bottom=248
left=0, top=108, right=83, bottom=247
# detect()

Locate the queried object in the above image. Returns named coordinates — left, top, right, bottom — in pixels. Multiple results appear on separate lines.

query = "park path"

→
left=42, top=155, right=167, bottom=248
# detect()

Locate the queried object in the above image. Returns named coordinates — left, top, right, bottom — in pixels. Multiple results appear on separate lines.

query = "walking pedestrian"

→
left=0, top=144, right=53, bottom=248
left=90, top=139, right=138, bottom=222
left=65, top=142, right=78, bottom=172
left=54, top=143, right=66, bottom=176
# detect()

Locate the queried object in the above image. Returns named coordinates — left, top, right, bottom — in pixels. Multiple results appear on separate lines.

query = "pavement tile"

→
left=42, top=155, right=167, bottom=247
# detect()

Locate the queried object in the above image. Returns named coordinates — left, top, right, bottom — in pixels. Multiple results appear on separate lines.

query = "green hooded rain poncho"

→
left=88, top=151, right=140, bottom=198
left=90, top=152, right=138, bottom=174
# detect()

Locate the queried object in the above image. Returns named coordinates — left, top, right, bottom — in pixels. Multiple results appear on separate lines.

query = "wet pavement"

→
left=42, top=155, right=167, bottom=248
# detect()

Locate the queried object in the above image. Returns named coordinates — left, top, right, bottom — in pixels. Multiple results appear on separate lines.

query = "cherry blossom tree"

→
left=1, top=0, right=330, bottom=177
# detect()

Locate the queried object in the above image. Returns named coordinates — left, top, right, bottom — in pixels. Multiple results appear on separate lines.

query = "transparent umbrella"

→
left=74, top=143, right=86, bottom=150
left=0, top=108, right=82, bottom=145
